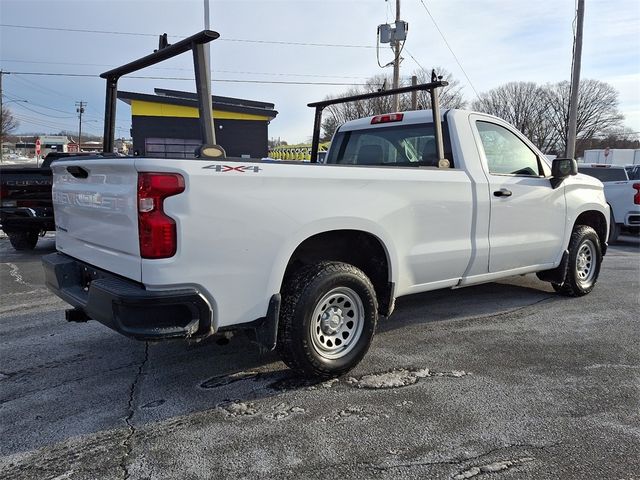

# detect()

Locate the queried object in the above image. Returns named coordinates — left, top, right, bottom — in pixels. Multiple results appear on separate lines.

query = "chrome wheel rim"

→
left=575, top=239, right=596, bottom=288
left=309, top=287, right=364, bottom=360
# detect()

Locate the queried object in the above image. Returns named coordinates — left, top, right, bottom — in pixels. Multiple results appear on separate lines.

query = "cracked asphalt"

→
left=1, top=233, right=639, bottom=479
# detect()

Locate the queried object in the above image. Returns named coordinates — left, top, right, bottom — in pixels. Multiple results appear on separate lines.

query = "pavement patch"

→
left=320, top=405, right=383, bottom=423
left=347, top=367, right=470, bottom=389
left=199, top=370, right=261, bottom=389
left=453, top=457, right=534, bottom=479
left=141, top=399, right=166, bottom=409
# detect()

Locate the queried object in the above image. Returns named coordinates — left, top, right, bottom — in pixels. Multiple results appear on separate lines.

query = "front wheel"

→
left=277, top=262, right=378, bottom=378
left=7, top=231, right=39, bottom=251
left=555, top=225, right=602, bottom=297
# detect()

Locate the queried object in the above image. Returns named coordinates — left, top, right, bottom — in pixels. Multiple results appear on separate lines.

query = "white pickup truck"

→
left=41, top=30, right=610, bottom=378
left=578, top=164, right=640, bottom=241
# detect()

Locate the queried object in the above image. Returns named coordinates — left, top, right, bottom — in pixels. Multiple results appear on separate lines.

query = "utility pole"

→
left=411, top=75, right=418, bottom=110
left=392, top=0, right=401, bottom=111
left=76, top=101, right=86, bottom=152
left=204, top=0, right=211, bottom=67
left=565, top=0, right=585, bottom=159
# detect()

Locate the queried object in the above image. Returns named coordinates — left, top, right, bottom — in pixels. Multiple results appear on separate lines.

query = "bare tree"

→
left=321, top=74, right=392, bottom=140
left=412, top=67, right=467, bottom=110
left=1, top=106, right=20, bottom=143
left=471, top=79, right=624, bottom=154
left=320, top=69, right=467, bottom=140
left=543, top=79, right=624, bottom=154
left=471, top=82, right=557, bottom=152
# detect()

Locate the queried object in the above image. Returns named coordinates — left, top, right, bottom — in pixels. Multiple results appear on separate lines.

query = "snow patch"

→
left=7, top=263, right=30, bottom=286
left=347, top=367, right=470, bottom=389
left=217, top=401, right=258, bottom=417
left=264, top=402, right=306, bottom=420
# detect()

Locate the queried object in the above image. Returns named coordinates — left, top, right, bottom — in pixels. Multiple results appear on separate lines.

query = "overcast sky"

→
left=1, top=0, right=639, bottom=144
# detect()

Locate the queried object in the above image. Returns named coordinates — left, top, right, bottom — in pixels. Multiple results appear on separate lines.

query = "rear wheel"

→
left=7, top=231, right=39, bottom=251
left=277, top=261, right=378, bottom=378
left=555, top=225, right=602, bottom=297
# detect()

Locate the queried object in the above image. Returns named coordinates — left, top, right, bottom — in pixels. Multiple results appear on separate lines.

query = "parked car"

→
left=579, top=164, right=640, bottom=240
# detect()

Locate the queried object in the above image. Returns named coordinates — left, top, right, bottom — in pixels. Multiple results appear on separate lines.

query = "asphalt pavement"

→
left=1, top=233, right=638, bottom=480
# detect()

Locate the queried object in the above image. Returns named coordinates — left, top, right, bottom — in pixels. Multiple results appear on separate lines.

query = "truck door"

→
left=472, top=119, right=566, bottom=273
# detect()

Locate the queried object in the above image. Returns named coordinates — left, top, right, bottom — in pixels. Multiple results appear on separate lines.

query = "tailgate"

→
left=52, top=159, right=141, bottom=282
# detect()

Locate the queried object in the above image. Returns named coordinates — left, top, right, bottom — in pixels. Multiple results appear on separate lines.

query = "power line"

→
left=12, top=113, right=88, bottom=131
left=418, top=0, right=480, bottom=99
left=4, top=71, right=371, bottom=86
left=0, top=58, right=371, bottom=80
left=3, top=92, right=77, bottom=116
left=8, top=100, right=76, bottom=119
left=0, top=23, right=376, bottom=49
left=404, top=48, right=427, bottom=73
left=5, top=77, right=128, bottom=125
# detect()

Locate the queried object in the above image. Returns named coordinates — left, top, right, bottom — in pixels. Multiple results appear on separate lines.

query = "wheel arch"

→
left=574, top=208, right=609, bottom=255
left=268, top=224, right=398, bottom=317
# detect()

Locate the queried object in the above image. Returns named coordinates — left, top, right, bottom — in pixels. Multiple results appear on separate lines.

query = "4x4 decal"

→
left=203, top=165, right=262, bottom=173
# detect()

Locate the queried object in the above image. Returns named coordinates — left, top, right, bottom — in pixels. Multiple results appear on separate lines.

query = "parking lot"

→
left=1, top=234, right=638, bottom=480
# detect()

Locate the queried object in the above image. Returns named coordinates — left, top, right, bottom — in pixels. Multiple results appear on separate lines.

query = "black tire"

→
left=277, top=261, right=378, bottom=378
left=555, top=225, right=602, bottom=297
left=7, top=231, right=39, bottom=251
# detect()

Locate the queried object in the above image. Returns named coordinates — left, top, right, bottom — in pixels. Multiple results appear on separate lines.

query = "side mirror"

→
left=550, top=158, right=577, bottom=188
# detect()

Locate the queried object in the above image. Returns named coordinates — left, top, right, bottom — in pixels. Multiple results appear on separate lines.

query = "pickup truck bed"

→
left=579, top=165, right=640, bottom=241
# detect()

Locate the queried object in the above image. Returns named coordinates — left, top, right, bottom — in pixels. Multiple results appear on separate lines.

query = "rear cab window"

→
left=326, top=122, right=454, bottom=168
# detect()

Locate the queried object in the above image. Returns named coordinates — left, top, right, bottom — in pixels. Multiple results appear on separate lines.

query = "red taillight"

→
left=371, top=113, right=404, bottom=124
left=137, top=173, right=185, bottom=259
left=633, top=183, right=640, bottom=205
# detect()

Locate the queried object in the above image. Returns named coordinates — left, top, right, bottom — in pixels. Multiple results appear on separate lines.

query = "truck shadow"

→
left=1, top=274, right=561, bottom=459
left=379, top=276, right=558, bottom=334
left=134, top=275, right=560, bottom=414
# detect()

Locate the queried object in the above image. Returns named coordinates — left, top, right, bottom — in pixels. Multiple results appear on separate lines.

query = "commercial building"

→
left=117, top=88, right=278, bottom=159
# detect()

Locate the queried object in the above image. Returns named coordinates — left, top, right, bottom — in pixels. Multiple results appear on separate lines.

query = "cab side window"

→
left=476, top=121, right=541, bottom=176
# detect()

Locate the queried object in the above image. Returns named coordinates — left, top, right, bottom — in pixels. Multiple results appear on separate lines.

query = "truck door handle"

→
left=67, top=166, right=89, bottom=179
left=493, top=188, right=512, bottom=197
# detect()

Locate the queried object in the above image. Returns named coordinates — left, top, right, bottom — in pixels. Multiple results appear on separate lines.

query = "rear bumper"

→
left=42, top=252, right=213, bottom=340
left=0, top=207, right=54, bottom=232
left=625, top=213, right=640, bottom=227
